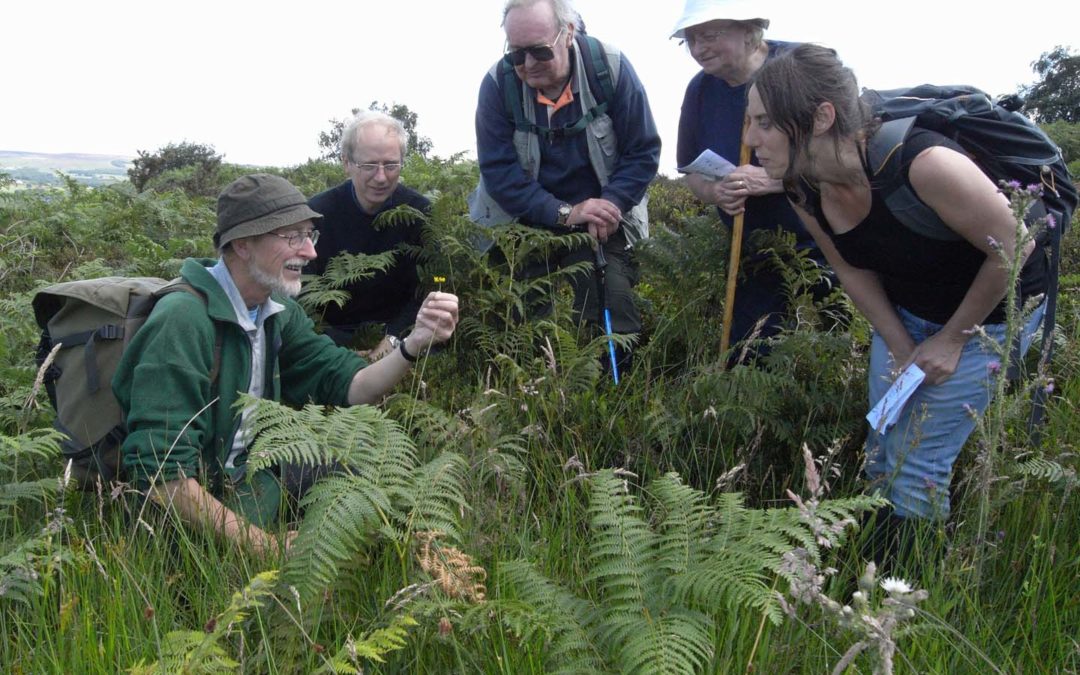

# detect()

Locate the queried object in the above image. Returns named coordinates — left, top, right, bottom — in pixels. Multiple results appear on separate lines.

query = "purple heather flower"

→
left=986, top=235, right=1001, bottom=250
left=1005, top=179, right=1022, bottom=191
left=1046, top=213, right=1057, bottom=230
left=987, top=360, right=1001, bottom=375
left=1044, top=379, right=1055, bottom=395
left=1026, top=184, right=1043, bottom=197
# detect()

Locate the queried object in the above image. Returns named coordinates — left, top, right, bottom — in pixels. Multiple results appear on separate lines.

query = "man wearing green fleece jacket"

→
left=112, top=174, right=459, bottom=555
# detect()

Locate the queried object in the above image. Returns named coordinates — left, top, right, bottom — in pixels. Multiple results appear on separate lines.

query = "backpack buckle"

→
left=98, top=325, right=124, bottom=340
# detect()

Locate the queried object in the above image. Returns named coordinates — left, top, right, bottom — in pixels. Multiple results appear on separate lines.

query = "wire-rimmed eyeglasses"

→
left=349, top=160, right=403, bottom=176
left=267, top=229, right=320, bottom=249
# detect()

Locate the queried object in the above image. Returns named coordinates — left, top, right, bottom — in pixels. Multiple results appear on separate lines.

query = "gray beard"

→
left=248, top=259, right=301, bottom=298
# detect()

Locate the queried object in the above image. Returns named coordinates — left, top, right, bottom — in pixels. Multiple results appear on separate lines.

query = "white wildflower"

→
left=880, top=577, right=913, bottom=595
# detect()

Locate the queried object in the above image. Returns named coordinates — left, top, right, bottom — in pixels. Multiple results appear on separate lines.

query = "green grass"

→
left=2, top=163, right=1079, bottom=673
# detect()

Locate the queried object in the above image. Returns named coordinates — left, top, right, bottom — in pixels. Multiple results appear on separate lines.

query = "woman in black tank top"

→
left=741, top=45, right=1048, bottom=545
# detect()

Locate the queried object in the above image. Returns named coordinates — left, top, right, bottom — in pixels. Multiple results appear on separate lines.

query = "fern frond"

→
left=498, top=560, right=605, bottom=674
left=584, top=470, right=654, bottom=612
left=244, top=398, right=417, bottom=492
left=614, top=609, right=715, bottom=675
left=649, top=473, right=714, bottom=576
left=285, top=475, right=389, bottom=600
left=0, top=533, right=53, bottom=604
left=0, top=428, right=65, bottom=464
left=329, top=406, right=416, bottom=495
left=669, top=550, right=779, bottom=624
left=242, top=397, right=330, bottom=472
left=315, top=614, right=418, bottom=674
left=298, top=249, right=398, bottom=315
left=383, top=394, right=465, bottom=454
left=129, top=571, right=278, bottom=674
left=128, top=630, right=238, bottom=674
left=372, top=204, right=427, bottom=231
left=1016, top=457, right=1077, bottom=485
left=399, top=452, right=468, bottom=543
left=0, top=477, right=62, bottom=515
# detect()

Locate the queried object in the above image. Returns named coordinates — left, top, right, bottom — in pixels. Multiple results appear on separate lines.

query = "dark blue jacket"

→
left=475, top=41, right=660, bottom=227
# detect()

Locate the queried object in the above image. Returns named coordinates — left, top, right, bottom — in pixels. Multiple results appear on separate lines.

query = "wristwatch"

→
left=556, top=202, right=573, bottom=227
left=387, top=335, right=417, bottom=362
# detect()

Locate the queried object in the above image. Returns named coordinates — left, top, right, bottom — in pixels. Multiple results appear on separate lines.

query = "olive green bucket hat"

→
left=215, top=173, right=322, bottom=249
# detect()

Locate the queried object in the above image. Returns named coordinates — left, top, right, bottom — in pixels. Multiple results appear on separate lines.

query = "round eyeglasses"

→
left=349, top=160, right=403, bottom=176
left=268, top=229, right=320, bottom=248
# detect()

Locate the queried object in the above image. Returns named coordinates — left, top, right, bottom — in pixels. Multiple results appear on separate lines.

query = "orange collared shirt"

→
left=537, top=83, right=574, bottom=115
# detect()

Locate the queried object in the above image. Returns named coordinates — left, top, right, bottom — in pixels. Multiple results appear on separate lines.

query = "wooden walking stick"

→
left=719, top=132, right=754, bottom=360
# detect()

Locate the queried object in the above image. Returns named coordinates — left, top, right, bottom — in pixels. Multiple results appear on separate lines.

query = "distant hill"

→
left=0, top=150, right=133, bottom=189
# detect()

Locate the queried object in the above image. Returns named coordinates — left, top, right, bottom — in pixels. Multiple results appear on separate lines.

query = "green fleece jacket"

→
left=112, top=258, right=366, bottom=526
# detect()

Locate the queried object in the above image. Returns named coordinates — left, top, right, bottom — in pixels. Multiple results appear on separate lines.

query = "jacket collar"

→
left=180, top=257, right=285, bottom=326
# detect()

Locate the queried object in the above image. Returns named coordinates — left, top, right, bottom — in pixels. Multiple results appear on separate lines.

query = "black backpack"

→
left=863, top=84, right=1076, bottom=241
left=863, top=84, right=1079, bottom=437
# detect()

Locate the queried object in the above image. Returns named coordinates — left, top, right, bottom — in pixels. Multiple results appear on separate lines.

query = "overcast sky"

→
left=4, top=0, right=1077, bottom=175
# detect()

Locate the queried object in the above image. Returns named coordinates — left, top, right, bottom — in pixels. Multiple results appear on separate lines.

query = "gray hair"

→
left=340, top=110, right=407, bottom=163
left=744, top=21, right=766, bottom=49
left=502, top=0, right=579, bottom=31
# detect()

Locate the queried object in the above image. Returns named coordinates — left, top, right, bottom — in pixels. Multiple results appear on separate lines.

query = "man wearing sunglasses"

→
left=114, top=174, right=459, bottom=556
left=470, top=0, right=660, bottom=371
left=306, top=111, right=431, bottom=359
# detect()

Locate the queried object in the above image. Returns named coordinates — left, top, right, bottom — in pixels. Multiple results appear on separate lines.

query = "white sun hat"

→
left=670, top=0, right=771, bottom=39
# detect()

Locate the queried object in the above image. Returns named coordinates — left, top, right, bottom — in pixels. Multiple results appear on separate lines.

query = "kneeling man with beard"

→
left=112, top=174, right=459, bottom=555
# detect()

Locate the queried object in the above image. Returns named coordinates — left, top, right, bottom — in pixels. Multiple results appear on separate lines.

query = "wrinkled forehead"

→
left=504, top=3, right=560, bottom=47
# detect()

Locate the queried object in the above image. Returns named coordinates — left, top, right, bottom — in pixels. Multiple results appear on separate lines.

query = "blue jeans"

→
left=864, top=303, right=1045, bottom=520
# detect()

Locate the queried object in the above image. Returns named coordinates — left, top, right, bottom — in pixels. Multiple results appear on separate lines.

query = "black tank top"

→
left=800, top=129, right=1047, bottom=324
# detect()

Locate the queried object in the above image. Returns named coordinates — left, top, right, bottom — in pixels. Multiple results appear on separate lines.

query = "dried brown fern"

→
left=414, top=531, right=487, bottom=604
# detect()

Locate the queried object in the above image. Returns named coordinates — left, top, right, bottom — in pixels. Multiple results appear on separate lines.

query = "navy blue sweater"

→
left=306, top=181, right=429, bottom=336
left=475, top=43, right=660, bottom=227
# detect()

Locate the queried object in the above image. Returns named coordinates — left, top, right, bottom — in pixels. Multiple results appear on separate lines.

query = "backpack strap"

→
left=499, top=33, right=617, bottom=141
left=499, top=57, right=532, bottom=135
left=867, top=117, right=962, bottom=241
left=580, top=33, right=616, bottom=106
left=48, top=324, right=125, bottom=393
left=156, top=282, right=223, bottom=386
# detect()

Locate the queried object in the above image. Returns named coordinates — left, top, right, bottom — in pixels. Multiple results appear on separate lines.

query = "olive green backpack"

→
left=33, top=277, right=221, bottom=490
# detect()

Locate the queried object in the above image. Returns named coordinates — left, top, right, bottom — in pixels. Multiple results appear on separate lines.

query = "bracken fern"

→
left=494, top=468, right=880, bottom=673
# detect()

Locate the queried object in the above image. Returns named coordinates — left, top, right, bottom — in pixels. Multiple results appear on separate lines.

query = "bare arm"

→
left=901, top=146, right=1034, bottom=383
left=346, top=291, right=459, bottom=405
left=152, top=477, right=293, bottom=555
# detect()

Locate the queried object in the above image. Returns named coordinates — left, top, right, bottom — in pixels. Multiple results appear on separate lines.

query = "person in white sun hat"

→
left=673, top=0, right=832, bottom=362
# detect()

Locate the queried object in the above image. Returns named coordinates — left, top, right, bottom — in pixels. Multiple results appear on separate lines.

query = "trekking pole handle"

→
left=594, top=243, right=608, bottom=270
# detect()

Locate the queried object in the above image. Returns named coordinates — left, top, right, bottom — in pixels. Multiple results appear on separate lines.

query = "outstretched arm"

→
left=346, top=291, right=459, bottom=405
left=152, top=478, right=295, bottom=556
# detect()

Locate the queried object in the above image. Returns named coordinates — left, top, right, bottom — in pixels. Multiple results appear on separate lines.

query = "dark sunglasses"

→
left=504, top=27, right=565, bottom=66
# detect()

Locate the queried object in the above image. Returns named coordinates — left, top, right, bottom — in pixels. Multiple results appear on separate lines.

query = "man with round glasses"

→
left=114, top=173, right=459, bottom=555
left=307, top=110, right=431, bottom=358
left=470, top=0, right=660, bottom=372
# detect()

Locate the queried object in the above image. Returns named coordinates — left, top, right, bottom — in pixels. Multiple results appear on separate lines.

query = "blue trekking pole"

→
left=594, top=244, right=619, bottom=385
